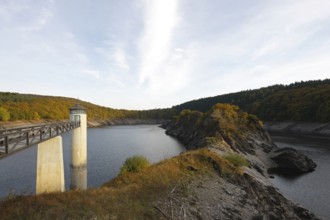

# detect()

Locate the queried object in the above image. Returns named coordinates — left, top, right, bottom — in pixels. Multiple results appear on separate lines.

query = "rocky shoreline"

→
left=161, top=105, right=320, bottom=219
left=156, top=169, right=319, bottom=220
left=264, top=121, right=330, bottom=136
left=163, top=120, right=316, bottom=176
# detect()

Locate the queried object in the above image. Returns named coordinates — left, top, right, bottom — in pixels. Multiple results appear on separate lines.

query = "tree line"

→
left=0, top=93, right=175, bottom=122
left=1, top=79, right=329, bottom=122
left=173, top=79, right=330, bottom=122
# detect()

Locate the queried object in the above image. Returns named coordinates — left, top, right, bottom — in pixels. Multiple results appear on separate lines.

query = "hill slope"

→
left=0, top=92, right=174, bottom=122
left=174, top=79, right=330, bottom=122
left=1, top=79, right=329, bottom=123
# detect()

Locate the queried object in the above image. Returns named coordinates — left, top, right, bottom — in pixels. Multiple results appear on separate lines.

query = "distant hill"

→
left=1, top=79, right=330, bottom=123
left=173, top=79, right=330, bottom=122
left=0, top=93, right=174, bottom=121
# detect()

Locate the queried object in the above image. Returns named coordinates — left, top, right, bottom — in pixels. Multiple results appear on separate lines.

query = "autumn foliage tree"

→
left=174, top=79, right=330, bottom=122
left=0, top=107, right=10, bottom=121
left=0, top=92, right=175, bottom=121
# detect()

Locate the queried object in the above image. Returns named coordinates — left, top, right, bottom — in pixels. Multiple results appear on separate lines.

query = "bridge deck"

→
left=0, top=121, right=80, bottom=159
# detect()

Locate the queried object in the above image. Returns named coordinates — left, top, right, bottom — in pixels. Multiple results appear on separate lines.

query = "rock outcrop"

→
left=163, top=105, right=274, bottom=154
left=162, top=104, right=320, bottom=219
left=271, top=148, right=317, bottom=174
left=163, top=104, right=316, bottom=176
left=157, top=173, right=319, bottom=220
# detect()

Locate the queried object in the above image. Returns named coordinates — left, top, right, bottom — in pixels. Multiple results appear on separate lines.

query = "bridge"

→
left=0, top=121, right=80, bottom=158
left=0, top=104, right=87, bottom=194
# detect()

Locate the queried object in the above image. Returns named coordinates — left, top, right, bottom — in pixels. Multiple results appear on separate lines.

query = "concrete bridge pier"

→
left=36, top=136, right=64, bottom=194
left=70, top=166, right=87, bottom=189
left=69, top=104, right=87, bottom=190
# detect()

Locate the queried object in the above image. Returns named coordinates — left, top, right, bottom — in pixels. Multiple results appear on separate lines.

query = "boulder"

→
left=271, top=148, right=317, bottom=175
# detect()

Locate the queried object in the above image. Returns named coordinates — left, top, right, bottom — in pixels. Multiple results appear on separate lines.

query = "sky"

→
left=0, top=0, right=329, bottom=110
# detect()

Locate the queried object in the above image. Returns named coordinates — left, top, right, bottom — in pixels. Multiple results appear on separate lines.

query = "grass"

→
left=223, top=153, right=250, bottom=168
left=120, top=155, right=150, bottom=175
left=0, top=149, right=242, bottom=220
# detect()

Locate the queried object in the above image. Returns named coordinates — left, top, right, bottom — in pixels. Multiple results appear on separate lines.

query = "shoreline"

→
left=264, top=121, right=330, bottom=136
left=2, top=120, right=329, bottom=137
left=0, top=119, right=170, bottom=129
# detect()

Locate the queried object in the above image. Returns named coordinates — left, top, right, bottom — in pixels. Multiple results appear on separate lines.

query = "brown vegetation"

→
left=0, top=92, right=175, bottom=121
left=0, top=149, right=239, bottom=220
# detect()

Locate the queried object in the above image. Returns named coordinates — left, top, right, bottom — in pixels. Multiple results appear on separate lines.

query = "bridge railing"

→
left=0, top=121, right=80, bottom=158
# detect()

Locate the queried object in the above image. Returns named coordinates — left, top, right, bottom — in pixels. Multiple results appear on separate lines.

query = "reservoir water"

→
left=0, top=125, right=185, bottom=197
left=1, top=125, right=329, bottom=219
left=270, top=133, right=330, bottom=220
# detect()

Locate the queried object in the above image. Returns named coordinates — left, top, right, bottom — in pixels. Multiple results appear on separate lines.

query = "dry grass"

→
left=223, top=153, right=250, bottom=168
left=0, top=149, right=241, bottom=220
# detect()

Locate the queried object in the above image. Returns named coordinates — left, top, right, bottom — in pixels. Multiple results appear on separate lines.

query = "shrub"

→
left=120, top=155, right=150, bottom=174
left=223, top=153, right=250, bottom=167
left=0, top=107, right=10, bottom=121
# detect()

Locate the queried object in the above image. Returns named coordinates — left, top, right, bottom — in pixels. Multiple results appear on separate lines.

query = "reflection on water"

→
left=270, top=133, right=330, bottom=220
left=70, top=167, right=87, bottom=190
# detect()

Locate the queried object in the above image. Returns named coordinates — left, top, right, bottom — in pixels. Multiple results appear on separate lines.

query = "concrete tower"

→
left=69, top=104, right=87, bottom=189
left=70, top=104, right=87, bottom=167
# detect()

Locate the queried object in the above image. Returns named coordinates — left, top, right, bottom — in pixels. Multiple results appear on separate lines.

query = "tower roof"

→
left=69, top=103, right=86, bottom=111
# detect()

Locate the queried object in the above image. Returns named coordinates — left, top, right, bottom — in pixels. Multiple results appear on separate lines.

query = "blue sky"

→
left=0, top=0, right=329, bottom=109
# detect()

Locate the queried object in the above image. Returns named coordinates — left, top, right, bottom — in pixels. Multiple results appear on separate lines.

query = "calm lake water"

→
left=270, top=133, right=330, bottom=220
left=1, top=125, right=329, bottom=219
left=0, top=125, right=185, bottom=197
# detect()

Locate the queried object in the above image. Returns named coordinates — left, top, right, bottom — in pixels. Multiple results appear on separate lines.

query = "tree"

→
left=33, top=112, right=41, bottom=120
left=0, top=107, right=10, bottom=121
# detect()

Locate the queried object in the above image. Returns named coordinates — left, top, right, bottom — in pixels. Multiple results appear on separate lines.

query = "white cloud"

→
left=95, top=43, right=130, bottom=71
left=81, top=69, right=101, bottom=80
left=113, top=48, right=130, bottom=70
left=106, top=76, right=125, bottom=87
left=138, top=0, right=180, bottom=86
left=0, top=1, right=54, bottom=33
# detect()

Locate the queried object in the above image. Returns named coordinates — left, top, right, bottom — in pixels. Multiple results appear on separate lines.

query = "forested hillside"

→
left=174, top=79, right=330, bottom=122
left=1, top=79, right=329, bottom=122
left=0, top=93, right=174, bottom=121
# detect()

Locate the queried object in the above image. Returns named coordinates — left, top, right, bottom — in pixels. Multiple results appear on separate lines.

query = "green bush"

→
left=120, top=155, right=150, bottom=174
left=0, top=107, right=10, bottom=121
left=223, top=153, right=249, bottom=167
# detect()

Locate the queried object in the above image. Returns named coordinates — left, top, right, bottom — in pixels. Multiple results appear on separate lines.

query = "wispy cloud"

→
left=138, top=0, right=180, bottom=86
left=113, top=48, right=130, bottom=71
left=0, top=1, right=54, bottom=32
left=95, top=40, right=130, bottom=71
left=81, top=69, right=101, bottom=80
